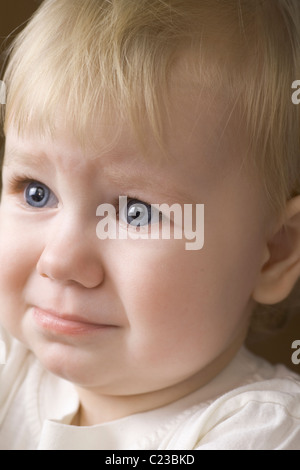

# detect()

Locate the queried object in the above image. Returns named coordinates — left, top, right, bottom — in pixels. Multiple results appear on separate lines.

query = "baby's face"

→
left=0, top=89, right=272, bottom=404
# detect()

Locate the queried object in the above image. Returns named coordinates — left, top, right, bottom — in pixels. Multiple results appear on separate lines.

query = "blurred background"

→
left=0, top=0, right=299, bottom=373
left=0, top=0, right=40, bottom=39
left=0, top=1, right=41, bottom=66
left=0, top=0, right=41, bottom=147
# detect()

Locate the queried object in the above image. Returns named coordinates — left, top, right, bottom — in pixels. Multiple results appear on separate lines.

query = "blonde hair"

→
left=1, top=0, right=300, bottom=209
left=1, top=0, right=300, bottom=324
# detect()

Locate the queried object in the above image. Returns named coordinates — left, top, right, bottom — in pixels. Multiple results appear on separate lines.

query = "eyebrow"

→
left=103, top=165, right=196, bottom=204
left=4, top=148, right=197, bottom=204
left=3, top=149, right=52, bottom=172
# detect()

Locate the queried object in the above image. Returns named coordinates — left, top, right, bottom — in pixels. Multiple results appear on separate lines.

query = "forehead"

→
left=6, top=74, right=244, bottom=156
left=5, top=81, right=243, bottom=157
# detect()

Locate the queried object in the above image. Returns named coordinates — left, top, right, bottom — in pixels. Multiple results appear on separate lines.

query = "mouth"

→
left=32, top=307, right=116, bottom=336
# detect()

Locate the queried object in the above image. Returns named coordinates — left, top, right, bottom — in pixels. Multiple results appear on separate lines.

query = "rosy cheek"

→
left=0, top=212, right=41, bottom=315
left=114, top=242, right=202, bottom=324
left=0, top=236, right=32, bottom=286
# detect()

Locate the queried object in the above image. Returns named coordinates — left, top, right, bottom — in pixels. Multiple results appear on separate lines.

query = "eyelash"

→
left=7, top=173, right=34, bottom=192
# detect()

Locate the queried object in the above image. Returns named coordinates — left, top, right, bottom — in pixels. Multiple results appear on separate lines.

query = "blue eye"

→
left=125, top=199, right=152, bottom=227
left=25, top=182, right=55, bottom=208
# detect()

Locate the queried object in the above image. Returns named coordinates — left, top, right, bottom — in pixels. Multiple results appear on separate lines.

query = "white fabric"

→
left=0, top=326, right=300, bottom=450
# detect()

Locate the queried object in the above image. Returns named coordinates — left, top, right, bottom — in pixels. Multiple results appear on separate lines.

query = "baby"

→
left=0, top=0, right=300, bottom=450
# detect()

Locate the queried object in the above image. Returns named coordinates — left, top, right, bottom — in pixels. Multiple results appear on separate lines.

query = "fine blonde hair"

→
left=1, top=0, right=300, bottom=325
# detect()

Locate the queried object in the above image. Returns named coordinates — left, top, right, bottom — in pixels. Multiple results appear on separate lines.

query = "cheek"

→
left=0, top=217, right=34, bottom=287
left=108, top=233, right=257, bottom=374
left=108, top=242, right=227, bottom=365
left=0, top=213, right=39, bottom=331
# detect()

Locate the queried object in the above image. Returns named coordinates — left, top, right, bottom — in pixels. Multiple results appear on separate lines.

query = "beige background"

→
left=0, top=1, right=299, bottom=373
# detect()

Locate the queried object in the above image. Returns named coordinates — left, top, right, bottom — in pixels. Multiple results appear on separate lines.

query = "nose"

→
left=36, top=214, right=104, bottom=289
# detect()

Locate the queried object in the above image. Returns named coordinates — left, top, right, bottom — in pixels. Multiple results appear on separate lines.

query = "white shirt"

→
left=0, top=326, right=300, bottom=450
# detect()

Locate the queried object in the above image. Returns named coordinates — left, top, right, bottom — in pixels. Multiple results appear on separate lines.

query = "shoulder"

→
left=0, top=326, right=33, bottom=419
left=152, top=348, right=300, bottom=450
left=192, top=350, right=300, bottom=450
left=0, top=325, right=78, bottom=449
left=0, top=325, right=32, bottom=392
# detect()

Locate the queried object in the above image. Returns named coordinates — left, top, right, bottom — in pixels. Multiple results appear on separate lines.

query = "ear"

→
left=253, top=195, right=300, bottom=305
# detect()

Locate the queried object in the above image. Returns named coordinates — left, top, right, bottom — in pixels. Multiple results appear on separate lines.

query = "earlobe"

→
left=252, top=195, right=300, bottom=305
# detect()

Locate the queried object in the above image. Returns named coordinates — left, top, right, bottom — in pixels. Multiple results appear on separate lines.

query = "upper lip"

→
left=34, top=307, right=114, bottom=326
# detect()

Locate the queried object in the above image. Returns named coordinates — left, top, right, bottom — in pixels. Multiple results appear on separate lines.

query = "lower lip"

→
left=33, top=307, right=112, bottom=336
